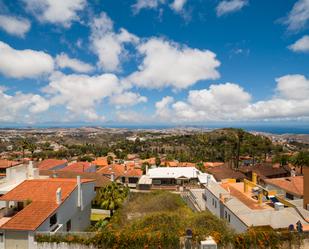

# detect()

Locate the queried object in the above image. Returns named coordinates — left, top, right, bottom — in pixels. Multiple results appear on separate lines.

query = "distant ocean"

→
left=0, top=124, right=308, bottom=135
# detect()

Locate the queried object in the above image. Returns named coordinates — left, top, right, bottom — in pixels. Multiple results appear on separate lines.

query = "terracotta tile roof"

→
left=39, top=170, right=110, bottom=188
left=38, top=159, right=67, bottom=170
left=165, top=161, right=179, bottom=167
left=264, top=176, right=303, bottom=197
left=92, top=157, right=108, bottom=167
left=97, top=164, right=142, bottom=178
left=206, top=165, right=246, bottom=181
left=239, top=164, right=290, bottom=179
left=178, top=162, right=196, bottom=167
left=142, top=158, right=156, bottom=165
left=204, top=162, right=224, bottom=168
left=0, top=159, right=21, bottom=169
left=0, top=178, right=94, bottom=231
left=60, top=162, right=92, bottom=173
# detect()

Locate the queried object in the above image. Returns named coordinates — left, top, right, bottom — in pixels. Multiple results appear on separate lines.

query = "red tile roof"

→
left=98, top=164, right=142, bottom=178
left=60, top=162, right=92, bottom=173
left=0, top=178, right=94, bottom=231
left=92, top=157, right=108, bottom=167
left=264, top=176, right=303, bottom=197
left=0, top=159, right=21, bottom=169
left=38, top=159, right=67, bottom=170
left=203, top=162, right=224, bottom=168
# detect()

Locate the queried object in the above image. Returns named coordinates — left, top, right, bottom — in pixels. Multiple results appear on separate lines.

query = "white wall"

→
left=37, top=181, right=95, bottom=232
left=204, top=188, right=221, bottom=217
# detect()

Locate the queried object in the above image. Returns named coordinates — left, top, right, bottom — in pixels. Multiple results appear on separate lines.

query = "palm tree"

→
left=93, top=183, right=129, bottom=216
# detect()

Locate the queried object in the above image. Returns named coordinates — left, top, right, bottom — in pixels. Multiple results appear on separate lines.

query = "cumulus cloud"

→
left=170, top=0, right=187, bottom=12
left=43, top=72, right=122, bottom=121
left=132, top=0, right=166, bottom=14
left=0, top=15, right=31, bottom=37
left=0, top=41, right=54, bottom=78
left=126, top=38, right=220, bottom=89
left=216, top=0, right=248, bottom=17
left=284, top=0, right=309, bottom=32
left=90, top=12, right=139, bottom=72
left=55, top=53, right=94, bottom=73
left=275, top=74, right=309, bottom=100
left=155, top=75, right=309, bottom=122
left=0, top=87, right=49, bottom=122
left=289, top=35, right=309, bottom=52
left=23, top=0, right=86, bottom=27
left=110, top=92, right=147, bottom=108
left=115, top=110, right=148, bottom=123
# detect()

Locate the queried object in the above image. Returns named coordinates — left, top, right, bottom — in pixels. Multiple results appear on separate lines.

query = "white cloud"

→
left=155, top=96, right=174, bottom=120
left=0, top=41, right=54, bottom=78
left=132, top=0, right=166, bottom=14
left=155, top=76, right=309, bottom=122
left=289, top=35, right=309, bottom=52
left=0, top=87, right=49, bottom=122
left=0, top=15, right=31, bottom=37
left=23, top=0, right=86, bottom=27
left=90, top=12, right=139, bottom=72
left=170, top=0, right=187, bottom=12
left=115, top=110, right=148, bottom=123
left=55, top=53, right=94, bottom=73
left=43, top=72, right=122, bottom=121
left=110, top=92, right=147, bottom=108
left=284, top=0, right=309, bottom=32
left=126, top=38, right=220, bottom=89
left=276, top=74, right=309, bottom=100
left=216, top=0, right=248, bottom=17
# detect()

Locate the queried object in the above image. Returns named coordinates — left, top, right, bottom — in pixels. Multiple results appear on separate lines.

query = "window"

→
left=224, top=211, right=227, bottom=219
left=286, top=192, right=294, bottom=200
left=0, top=233, right=3, bottom=243
left=50, top=213, right=57, bottom=227
left=66, top=220, right=71, bottom=232
left=214, top=201, right=217, bottom=208
left=228, top=214, right=231, bottom=223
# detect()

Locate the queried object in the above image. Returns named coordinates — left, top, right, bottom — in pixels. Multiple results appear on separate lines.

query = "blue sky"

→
left=0, top=0, right=308, bottom=127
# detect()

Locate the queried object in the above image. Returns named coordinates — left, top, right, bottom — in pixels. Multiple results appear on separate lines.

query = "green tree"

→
left=155, top=157, right=161, bottom=167
left=93, top=183, right=129, bottom=216
left=292, top=151, right=309, bottom=174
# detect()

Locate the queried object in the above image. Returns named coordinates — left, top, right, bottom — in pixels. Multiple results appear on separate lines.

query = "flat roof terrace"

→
left=220, top=182, right=272, bottom=210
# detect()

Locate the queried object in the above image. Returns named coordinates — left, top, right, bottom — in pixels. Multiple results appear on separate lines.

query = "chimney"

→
left=77, top=176, right=83, bottom=210
left=303, top=167, right=309, bottom=210
left=28, top=161, right=34, bottom=179
left=145, top=165, right=149, bottom=175
left=206, top=174, right=211, bottom=187
left=291, top=168, right=296, bottom=177
left=56, top=188, right=62, bottom=205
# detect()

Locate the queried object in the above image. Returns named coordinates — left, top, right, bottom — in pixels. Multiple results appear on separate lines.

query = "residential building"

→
left=0, top=177, right=95, bottom=249
left=38, top=159, right=67, bottom=171
left=97, top=164, right=143, bottom=188
left=60, top=162, right=96, bottom=173
left=202, top=175, right=309, bottom=233
left=39, top=170, right=110, bottom=191
left=147, top=167, right=215, bottom=186
left=264, top=176, right=303, bottom=200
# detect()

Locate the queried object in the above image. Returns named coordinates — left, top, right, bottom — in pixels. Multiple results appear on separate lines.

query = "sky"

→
left=0, top=0, right=308, bottom=127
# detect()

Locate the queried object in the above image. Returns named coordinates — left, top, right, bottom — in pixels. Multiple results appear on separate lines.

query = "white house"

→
left=147, top=167, right=215, bottom=186
left=0, top=176, right=96, bottom=249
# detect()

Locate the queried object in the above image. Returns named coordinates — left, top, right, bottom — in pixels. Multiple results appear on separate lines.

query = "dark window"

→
left=286, top=192, right=294, bottom=200
left=66, top=220, right=71, bottom=232
left=228, top=214, right=231, bottom=223
left=224, top=211, right=227, bottom=219
left=50, top=213, right=57, bottom=227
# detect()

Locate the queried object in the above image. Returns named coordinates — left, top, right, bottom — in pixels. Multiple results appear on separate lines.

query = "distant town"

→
left=0, top=127, right=308, bottom=248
